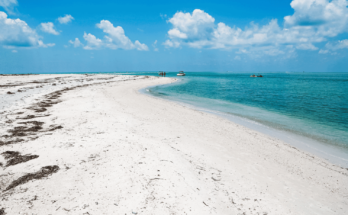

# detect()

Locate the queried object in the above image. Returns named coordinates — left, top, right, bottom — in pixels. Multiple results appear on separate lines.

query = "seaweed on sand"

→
left=45, top=91, right=62, bottom=100
left=0, top=208, right=5, bottom=215
left=48, top=125, right=63, bottom=131
left=1, top=151, right=39, bottom=167
left=26, top=96, right=62, bottom=113
left=18, top=121, right=44, bottom=126
left=1, top=151, right=20, bottom=159
left=5, top=165, right=59, bottom=191
left=34, top=107, right=47, bottom=113
left=0, top=139, right=24, bottom=147
left=7, top=124, right=43, bottom=137
left=7, top=126, right=27, bottom=137
left=39, top=99, right=61, bottom=107
left=38, top=101, right=53, bottom=108
left=19, top=115, right=36, bottom=120
left=7, top=155, right=39, bottom=166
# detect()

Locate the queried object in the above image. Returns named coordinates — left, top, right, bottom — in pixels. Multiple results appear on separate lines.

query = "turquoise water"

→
left=142, top=72, right=348, bottom=154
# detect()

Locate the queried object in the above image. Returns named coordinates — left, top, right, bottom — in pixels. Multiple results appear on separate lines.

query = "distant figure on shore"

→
left=164, top=72, right=166, bottom=77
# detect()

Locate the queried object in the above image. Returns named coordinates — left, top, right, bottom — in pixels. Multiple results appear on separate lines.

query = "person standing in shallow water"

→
left=164, top=72, right=166, bottom=77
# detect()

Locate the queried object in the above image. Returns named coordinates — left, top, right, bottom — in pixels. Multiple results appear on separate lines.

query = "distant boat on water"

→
left=177, top=71, right=186, bottom=76
left=250, top=74, right=263, bottom=78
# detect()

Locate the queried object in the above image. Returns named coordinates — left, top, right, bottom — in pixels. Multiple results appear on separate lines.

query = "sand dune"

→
left=0, top=75, right=347, bottom=214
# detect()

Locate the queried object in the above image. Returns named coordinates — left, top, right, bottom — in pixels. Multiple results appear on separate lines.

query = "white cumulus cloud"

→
left=167, top=9, right=215, bottom=41
left=96, top=20, right=148, bottom=50
left=40, top=22, right=59, bottom=35
left=58, top=15, right=74, bottom=24
left=164, top=1, right=348, bottom=56
left=83, top=32, right=103, bottom=50
left=168, top=28, right=188, bottom=39
left=163, top=39, right=180, bottom=48
left=319, top=39, right=348, bottom=53
left=38, top=40, right=55, bottom=48
left=134, top=40, right=148, bottom=51
left=319, top=49, right=329, bottom=54
left=69, top=38, right=83, bottom=47
left=0, top=0, right=17, bottom=14
left=296, top=43, right=318, bottom=50
left=74, top=20, right=148, bottom=51
left=0, top=11, right=54, bottom=48
left=325, top=39, right=348, bottom=50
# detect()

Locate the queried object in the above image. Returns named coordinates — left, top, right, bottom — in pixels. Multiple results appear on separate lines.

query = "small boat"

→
left=177, top=71, right=185, bottom=76
left=250, top=74, right=263, bottom=77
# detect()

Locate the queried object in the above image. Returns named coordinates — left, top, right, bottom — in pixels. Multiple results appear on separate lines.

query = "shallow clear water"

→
left=142, top=72, right=348, bottom=154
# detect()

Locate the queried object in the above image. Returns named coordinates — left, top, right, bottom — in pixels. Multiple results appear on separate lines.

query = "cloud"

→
left=58, top=15, right=74, bottom=24
left=234, top=56, right=241, bottom=60
left=75, top=20, right=148, bottom=51
left=319, top=39, right=348, bottom=54
left=0, top=0, right=17, bottom=14
left=83, top=32, right=103, bottom=50
left=69, top=38, right=83, bottom=47
left=296, top=43, right=318, bottom=50
left=152, top=40, right=159, bottom=51
left=12, top=49, right=17, bottom=53
left=163, top=39, right=180, bottom=48
left=284, top=0, right=348, bottom=37
left=134, top=40, right=148, bottom=51
left=168, top=28, right=188, bottom=39
left=96, top=20, right=148, bottom=50
left=40, top=22, right=59, bottom=35
left=37, top=40, right=55, bottom=48
left=165, top=10, right=291, bottom=51
left=0, top=11, right=53, bottom=48
left=167, top=9, right=215, bottom=41
left=164, top=1, right=348, bottom=56
left=325, top=39, right=348, bottom=50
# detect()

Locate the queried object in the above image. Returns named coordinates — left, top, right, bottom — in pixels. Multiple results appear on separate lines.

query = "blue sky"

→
left=0, top=0, right=348, bottom=73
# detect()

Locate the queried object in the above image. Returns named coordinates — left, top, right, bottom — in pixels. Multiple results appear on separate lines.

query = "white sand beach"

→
left=0, top=74, right=347, bottom=215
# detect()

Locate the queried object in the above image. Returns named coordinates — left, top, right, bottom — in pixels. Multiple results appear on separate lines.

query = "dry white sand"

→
left=0, top=74, right=347, bottom=215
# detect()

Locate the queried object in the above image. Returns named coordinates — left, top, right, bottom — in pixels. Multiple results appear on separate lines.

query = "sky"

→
left=0, top=0, right=348, bottom=73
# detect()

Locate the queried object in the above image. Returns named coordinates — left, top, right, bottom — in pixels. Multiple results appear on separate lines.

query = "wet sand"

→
left=0, top=74, right=347, bottom=214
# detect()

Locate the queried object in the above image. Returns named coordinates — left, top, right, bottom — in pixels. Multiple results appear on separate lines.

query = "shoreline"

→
left=1, top=74, right=347, bottom=214
left=143, top=83, right=348, bottom=168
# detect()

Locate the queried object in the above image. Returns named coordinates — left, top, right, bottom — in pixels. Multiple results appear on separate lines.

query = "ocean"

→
left=138, top=72, right=348, bottom=166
